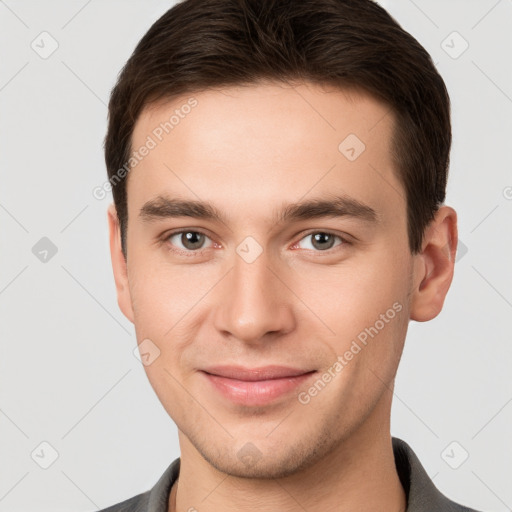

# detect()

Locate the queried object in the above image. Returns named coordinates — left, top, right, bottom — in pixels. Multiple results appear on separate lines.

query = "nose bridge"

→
left=213, top=247, right=294, bottom=342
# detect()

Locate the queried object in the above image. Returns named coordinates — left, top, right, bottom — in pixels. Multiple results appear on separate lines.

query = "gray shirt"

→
left=98, top=437, right=481, bottom=512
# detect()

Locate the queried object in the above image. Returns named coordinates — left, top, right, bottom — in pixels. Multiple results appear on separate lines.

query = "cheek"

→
left=299, top=252, right=408, bottom=324
left=307, top=251, right=410, bottom=368
left=127, top=252, right=189, bottom=318
left=127, top=255, right=219, bottom=356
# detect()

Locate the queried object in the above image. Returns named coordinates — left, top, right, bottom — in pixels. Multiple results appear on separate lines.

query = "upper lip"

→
left=202, top=365, right=315, bottom=381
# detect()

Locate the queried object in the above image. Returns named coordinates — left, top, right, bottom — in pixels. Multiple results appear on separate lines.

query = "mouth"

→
left=200, top=365, right=317, bottom=406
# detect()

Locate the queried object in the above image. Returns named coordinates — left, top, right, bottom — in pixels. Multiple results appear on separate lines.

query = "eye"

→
left=294, top=231, right=347, bottom=251
left=167, top=230, right=214, bottom=252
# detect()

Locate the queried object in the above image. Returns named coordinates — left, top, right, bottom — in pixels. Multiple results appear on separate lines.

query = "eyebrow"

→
left=139, top=194, right=379, bottom=225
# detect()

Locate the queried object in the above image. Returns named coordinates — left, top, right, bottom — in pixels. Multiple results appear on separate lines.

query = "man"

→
left=100, top=0, right=481, bottom=510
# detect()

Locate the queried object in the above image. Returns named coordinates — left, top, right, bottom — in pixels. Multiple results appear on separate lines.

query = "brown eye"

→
left=296, top=232, right=345, bottom=251
left=311, top=233, right=336, bottom=250
left=168, top=231, right=212, bottom=251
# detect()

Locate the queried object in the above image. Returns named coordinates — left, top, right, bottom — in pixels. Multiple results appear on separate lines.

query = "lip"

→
left=201, top=365, right=316, bottom=406
left=202, top=365, right=313, bottom=380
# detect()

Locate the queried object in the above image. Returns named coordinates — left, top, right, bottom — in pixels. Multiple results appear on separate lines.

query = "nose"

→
left=212, top=250, right=296, bottom=344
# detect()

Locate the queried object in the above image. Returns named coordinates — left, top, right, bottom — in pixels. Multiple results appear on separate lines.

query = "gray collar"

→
left=391, top=437, right=479, bottom=511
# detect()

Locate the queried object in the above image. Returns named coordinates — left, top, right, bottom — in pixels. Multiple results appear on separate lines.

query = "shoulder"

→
left=97, top=490, right=150, bottom=512
left=392, top=437, right=483, bottom=512
left=95, top=457, right=180, bottom=512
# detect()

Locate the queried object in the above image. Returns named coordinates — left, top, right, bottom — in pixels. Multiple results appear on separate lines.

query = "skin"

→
left=108, top=81, right=457, bottom=512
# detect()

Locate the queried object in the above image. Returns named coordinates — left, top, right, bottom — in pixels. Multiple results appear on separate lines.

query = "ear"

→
left=409, top=205, right=458, bottom=322
left=107, top=203, right=135, bottom=324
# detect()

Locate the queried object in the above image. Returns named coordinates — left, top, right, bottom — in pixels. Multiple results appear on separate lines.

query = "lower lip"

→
left=202, top=371, right=316, bottom=406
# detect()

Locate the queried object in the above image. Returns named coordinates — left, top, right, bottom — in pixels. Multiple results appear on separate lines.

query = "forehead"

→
left=135, top=81, right=393, bottom=152
left=128, top=81, right=404, bottom=223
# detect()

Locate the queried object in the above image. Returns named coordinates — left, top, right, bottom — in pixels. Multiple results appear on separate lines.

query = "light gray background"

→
left=0, top=0, right=511, bottom=510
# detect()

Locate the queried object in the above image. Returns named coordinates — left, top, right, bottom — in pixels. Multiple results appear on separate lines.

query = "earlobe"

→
left=409, top=206, right=458, bottom=322
left=107, top=203, right=135, bottom=324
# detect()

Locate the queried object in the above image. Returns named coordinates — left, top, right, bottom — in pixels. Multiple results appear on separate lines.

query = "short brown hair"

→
left=104, top=0, right=451, bottom=257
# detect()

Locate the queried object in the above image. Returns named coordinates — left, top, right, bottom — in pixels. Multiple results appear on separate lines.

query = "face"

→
left=108, top=81, right=455, bottom=479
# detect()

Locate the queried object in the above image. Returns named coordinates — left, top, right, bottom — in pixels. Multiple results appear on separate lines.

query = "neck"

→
left=170, top=394, right=406, bottom=512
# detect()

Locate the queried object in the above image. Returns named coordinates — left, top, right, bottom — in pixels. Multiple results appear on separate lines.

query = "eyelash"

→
left=162, top=229, right=351, bottom=255
left=291, top=230, right=351, bottom=252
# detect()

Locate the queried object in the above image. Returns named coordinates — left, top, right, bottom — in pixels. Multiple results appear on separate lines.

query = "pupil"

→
left=182, top=232, right=204, bottom=250
left=312, top=233, right=334, bottom=250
